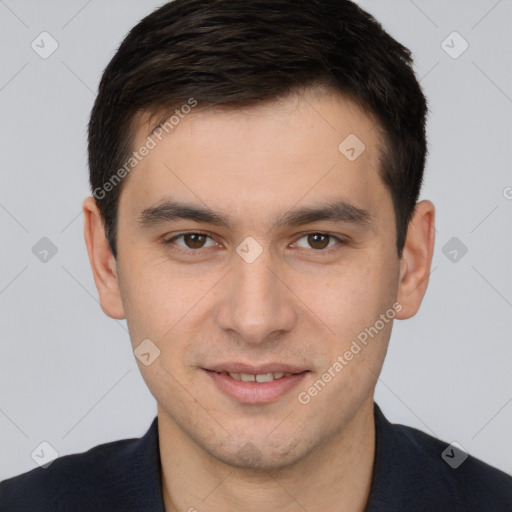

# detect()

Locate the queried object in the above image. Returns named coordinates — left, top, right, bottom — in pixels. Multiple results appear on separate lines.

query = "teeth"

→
left=256, top=373, right=274, bottom=383
left=225, top=371, right=292, bottom=382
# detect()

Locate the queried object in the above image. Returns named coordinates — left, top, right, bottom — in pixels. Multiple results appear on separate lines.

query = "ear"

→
left=83, top=196, right=126, bottom=319
left=395, top=200, right=435, bottom=320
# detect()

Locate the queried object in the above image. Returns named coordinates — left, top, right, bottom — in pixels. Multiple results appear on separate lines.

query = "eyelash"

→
left=162, top=231, right=346, bottom=255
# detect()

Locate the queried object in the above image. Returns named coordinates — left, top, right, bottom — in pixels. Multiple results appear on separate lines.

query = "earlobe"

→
left=83, top=196, right=126, bottom=319
left=395, top=200, right=435, bottom=320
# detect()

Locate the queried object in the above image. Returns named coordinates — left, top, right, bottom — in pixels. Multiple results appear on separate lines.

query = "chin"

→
left=203, top=433, right=312, bottom=472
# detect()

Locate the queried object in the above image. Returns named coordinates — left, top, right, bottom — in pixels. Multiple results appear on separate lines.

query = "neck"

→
left=159, top=397, right=376, bottom=512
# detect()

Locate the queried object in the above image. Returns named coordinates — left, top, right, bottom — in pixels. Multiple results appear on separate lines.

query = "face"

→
left=109, top=88, right=404, bottom=469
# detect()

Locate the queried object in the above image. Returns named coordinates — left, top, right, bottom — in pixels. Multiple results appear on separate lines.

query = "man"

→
left=1, top=0, right=510, bottom=510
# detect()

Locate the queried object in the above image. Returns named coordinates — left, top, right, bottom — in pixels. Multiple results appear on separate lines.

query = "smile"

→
left=204, top=367, right=309, bottom=404
left=215, top=371, right=294, bottom=382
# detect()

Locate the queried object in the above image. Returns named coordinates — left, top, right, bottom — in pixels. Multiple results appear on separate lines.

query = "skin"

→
left=83, top=86, right=435, bottom=511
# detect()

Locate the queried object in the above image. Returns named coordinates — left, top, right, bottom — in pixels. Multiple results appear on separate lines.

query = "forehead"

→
left=119, top=88, right=389, bottom=227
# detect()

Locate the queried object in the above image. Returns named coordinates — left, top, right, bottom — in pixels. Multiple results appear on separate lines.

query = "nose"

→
left=214, top=244, right=298, bottom=346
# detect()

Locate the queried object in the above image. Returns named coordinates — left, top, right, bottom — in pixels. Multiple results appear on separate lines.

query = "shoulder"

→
left=372, top=405, right=512, bottom=511
left=0, top=418, right=164, bottom=512
left=403, top=424, right=510, bottom=502
left=0, top=437, right=139, bottom=511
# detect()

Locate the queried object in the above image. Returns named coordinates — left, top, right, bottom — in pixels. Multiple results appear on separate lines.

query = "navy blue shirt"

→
left=1, top=403, right=511, bottom=511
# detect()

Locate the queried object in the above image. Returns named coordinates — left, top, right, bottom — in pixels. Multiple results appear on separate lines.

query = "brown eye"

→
left=165, top=232, right=216, bottom=251
left=294, top=233, right=342, bottom=251
left=307, top=233, right=330, bottom=250
left=183, top=233, right=208, bottom=249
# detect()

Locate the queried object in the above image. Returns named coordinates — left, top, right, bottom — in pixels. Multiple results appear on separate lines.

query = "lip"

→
left=203, top=364, right=309, bottom=404
left=206, top=362, right=308, bottom=374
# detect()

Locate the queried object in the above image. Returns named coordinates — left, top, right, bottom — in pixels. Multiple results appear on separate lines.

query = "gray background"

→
left=0, top=0, right=511, bottom=480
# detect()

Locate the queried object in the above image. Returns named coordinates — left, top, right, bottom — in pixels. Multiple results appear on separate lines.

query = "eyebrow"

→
left=272, top=200, right=372, bottom=229
left=138, top=201, right=232, bottom=229
left=137, top=198, right=373, bottom=231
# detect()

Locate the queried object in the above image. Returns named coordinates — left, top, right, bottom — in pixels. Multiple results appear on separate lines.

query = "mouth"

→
left=212, top=370, right=297, bottom=382
left=203, top=364, right=309, bottom=404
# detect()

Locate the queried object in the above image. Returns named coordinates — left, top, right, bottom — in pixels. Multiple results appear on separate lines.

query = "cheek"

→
left=117, top=256, right=180, bottom=343
left=312, top=253, right=399, bottom=337
left=117, top=255, right=220, bottom=351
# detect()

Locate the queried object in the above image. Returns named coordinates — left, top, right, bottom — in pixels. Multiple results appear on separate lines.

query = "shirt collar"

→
left=125, top=416, right=166, bottom=511
left=136, top=403, right=440, bottom=511
left=365, top=403, right=458, bottom=511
